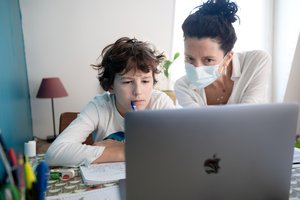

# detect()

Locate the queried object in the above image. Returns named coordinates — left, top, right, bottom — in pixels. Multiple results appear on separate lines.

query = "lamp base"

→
left=46, top=135, right=57, bottom=143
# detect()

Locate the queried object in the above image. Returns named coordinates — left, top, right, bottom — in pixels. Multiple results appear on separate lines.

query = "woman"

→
left=46, top=37, right=175, bottom=166
left=174, top=0, right=271, bottom=107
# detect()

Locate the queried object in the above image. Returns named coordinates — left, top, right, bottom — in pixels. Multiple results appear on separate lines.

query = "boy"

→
left=45, top=37, right=175, bottom=166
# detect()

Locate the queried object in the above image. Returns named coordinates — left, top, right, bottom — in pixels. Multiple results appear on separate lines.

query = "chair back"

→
left=59, top=112, right=93, bottom=145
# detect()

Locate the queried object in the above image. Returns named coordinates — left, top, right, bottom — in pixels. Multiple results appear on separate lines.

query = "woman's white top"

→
left=45, top=90, right=175, bottom=167
left=174, top=50, right=271, bottom=107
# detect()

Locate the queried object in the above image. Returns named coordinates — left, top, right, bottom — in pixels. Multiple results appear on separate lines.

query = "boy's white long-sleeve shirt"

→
left=174, top=50, right=271, bottom=107
left=45, top=90, right=175, bottom=167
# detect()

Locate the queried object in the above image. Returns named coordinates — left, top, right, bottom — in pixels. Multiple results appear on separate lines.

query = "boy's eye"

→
left=122, top=81, right=132, bottom=84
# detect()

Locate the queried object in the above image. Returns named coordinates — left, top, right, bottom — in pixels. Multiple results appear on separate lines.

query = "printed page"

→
left=80, top=162, right=126, bottom=185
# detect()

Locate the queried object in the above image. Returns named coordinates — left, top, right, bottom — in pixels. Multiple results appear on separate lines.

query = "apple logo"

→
left=204, top=154, right=220, bottom=174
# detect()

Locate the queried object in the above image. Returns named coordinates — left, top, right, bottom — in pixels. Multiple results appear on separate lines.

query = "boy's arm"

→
left=92, top=139, right=125, bottom=163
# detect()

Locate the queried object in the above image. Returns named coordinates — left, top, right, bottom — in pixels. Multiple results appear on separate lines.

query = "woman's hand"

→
left=92, top=139, right=125, bottom=164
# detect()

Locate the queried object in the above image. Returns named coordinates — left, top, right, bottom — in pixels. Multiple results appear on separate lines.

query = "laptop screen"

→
left=125, top=103, right=298, bottom=200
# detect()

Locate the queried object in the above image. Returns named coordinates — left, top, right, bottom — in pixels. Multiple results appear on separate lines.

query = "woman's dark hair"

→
left=182, top=0, right=239, bottom=54
left=92, top=37, right=165, bottom=91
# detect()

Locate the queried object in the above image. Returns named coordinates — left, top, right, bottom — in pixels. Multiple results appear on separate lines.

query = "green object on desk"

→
left=0, top=183, right=20, bottom=200
left=295, top=141, right=300, bottom=148
left=49, top=172, right=61, bottom=180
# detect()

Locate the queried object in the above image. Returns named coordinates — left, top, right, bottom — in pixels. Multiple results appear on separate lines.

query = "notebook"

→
left=125, top=103, right=298, bottom=200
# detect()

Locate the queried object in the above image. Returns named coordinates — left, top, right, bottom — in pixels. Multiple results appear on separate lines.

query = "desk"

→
left=36, top=138, right=52, bottom=154
left=290, top=167, right=300, bottom=199
left=44, top=166, right=300, bottom=200
left=33, top=148, right=300, bottom=200
left=44, top=163, right=121, bottom=199
left=26, top=154, right=120, bottom=199
left=45, top=171, right=120, bottom=199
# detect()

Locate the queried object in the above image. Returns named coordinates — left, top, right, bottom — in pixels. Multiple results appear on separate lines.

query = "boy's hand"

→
left=92, top=139, right=125, bottom=163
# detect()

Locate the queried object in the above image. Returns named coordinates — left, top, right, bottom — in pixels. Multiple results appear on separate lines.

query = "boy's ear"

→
left=108, top=86, right=114, bottom=94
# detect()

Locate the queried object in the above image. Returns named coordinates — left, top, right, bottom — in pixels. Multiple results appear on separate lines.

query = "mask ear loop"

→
left=221, top=53, right=229, bottom=76
left=219, top=64, right=227, bottom=76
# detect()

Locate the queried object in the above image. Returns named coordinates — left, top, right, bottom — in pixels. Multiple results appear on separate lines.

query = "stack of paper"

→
left=294, top=148, right=300, bottom=164
left=80, top=162, right=126, bottom=185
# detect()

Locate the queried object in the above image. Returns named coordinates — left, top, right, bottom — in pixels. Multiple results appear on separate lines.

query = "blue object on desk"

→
left=36, top=161, right=49, bottom=200
left=103, top=131, right=125, bottom=142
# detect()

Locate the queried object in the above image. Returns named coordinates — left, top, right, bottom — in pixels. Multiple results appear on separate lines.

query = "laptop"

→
left=284, top=33, right=300, bottom=132
left=124, top=103, right=299, bottom=200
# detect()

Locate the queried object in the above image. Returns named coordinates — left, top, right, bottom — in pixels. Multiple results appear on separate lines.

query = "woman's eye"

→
left=185, top=56, right=193, bottom=62
left=204, top=58, right=215, bottom=65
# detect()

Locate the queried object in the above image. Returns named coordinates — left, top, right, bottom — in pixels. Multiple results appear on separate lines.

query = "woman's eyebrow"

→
left=203, top=55, right=216, bottom=59
left=184, top=53, right=194, bottom=58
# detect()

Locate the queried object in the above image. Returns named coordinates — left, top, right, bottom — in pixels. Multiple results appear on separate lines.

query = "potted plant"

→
left=161, top=52, right=180, bottom=104
left=162, top=52, right=180, bottom=80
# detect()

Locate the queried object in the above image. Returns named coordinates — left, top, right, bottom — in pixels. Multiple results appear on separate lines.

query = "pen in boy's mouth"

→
left=130, top=100, right=137, bottom=111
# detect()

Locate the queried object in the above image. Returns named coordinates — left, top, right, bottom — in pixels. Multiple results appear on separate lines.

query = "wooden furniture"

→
left=36, top=138, right=51, bottom=154
left=59, top=112, right=94, bottom=145
left=162, top=90, right=176, bottom=105
left=59, top=112, right=79, bottom=133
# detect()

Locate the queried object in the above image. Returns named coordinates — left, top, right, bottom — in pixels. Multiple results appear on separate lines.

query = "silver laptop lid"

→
left=284, top=33, right=300, bottom=132
left=125, top=103, right=298, bottom=200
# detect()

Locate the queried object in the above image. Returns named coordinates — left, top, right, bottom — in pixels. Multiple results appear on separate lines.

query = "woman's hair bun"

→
left=197, top=0, right=239, bottom=23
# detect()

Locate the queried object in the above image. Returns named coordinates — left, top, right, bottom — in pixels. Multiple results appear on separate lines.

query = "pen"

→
left=0, top=141, right=14, bottom=184
left=24, top=156, right=36, bottom=190
left=18, top=154, right=25, bottom=200
left=130, top=100, right=137, bottom=111
left=24, top=156, right=37, bottom=200
left=0, top=129, right=8, bottom=153
left=0, top=183, right=20, bottom=200
left=8, top=148, right=19, bottom=187
left=36, top=161, right=49, bottom=200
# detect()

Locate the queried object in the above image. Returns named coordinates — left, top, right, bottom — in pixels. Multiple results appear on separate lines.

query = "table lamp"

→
left=36, top=77, right=68, bottom=142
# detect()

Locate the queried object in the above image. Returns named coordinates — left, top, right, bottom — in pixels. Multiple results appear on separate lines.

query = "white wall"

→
left=20, top=0, right=175, bottom=139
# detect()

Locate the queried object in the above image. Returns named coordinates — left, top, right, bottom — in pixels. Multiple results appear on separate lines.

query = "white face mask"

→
left=185, top=62, right=222, bottom=89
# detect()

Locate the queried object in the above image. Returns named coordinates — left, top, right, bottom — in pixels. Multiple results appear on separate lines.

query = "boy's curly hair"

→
left=92, top=37, right=165, bottom=91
